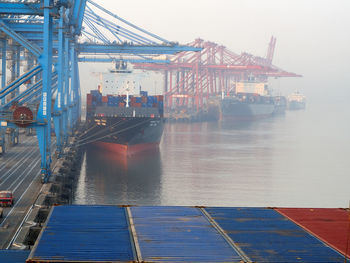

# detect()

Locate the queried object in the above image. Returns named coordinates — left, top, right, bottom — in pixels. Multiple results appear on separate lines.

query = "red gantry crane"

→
left=133, top=36, right=301, bottom=117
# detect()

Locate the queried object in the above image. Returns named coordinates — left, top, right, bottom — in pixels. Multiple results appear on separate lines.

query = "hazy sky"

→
left=81, top=0, right=350, bottom=102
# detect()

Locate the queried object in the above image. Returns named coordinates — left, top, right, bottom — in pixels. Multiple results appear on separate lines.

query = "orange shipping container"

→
left=119, top=102, right=126, bottom=107
left=102, top=96, right=108, bottom=103
left=134, top=103, right=141, bottom=107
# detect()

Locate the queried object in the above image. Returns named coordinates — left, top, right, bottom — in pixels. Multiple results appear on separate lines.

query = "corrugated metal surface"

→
left=28, top=205, right=134, bottom=262
left=276, top=208, right=350, bottom=257
left=205, top=207, right=345, bottom=262
left=0, top=250, right=29, bottom=263
left=130, top=206, right=242, bottom=262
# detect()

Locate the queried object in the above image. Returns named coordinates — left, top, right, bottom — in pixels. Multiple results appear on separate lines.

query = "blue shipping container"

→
left=204, top=207, right=345, bottom=263
left=140, top=91, right=148, bottom=97
left=130, top=206, right=242, bottom=262
left=28, top=205, right=135, bottom=262
left=0, top=250, right=29, bottom=263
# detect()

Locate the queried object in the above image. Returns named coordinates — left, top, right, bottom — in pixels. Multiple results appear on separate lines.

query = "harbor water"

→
left=74, top=97, right=350, bottom=208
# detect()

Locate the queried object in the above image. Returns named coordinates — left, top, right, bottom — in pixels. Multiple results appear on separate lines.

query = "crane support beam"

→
left=77, top=43, right=202, bottom=54
left=53, top=7, right=65, bottom=156
left=1, top=38, right=6, bottom=105
left=78, top=57, right=170, bottom=64
left=0, top=65, right=42, bottom=101
left=3, top=81, right=42, bottom=108
left=36, top=0, right=53, bottom=184
left=72, top=0, right=87, bottom=35
left=0, top=19, right=42, bottom=57
left=1, top=23, right=43, bottom=32
left=0, top=3, right=49, bottom=15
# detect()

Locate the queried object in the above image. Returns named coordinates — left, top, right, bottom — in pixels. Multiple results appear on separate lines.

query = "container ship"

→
left=287, top=91, right=306, bottom=110
left=85, top=88, right=164, bottom=155
left=220, top=81, right=276, bottom=121
left=273, top=95, right=287, bottom=114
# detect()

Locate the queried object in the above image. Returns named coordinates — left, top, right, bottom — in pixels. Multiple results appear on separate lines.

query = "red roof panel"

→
left=276, top=208, right=350, bottom=257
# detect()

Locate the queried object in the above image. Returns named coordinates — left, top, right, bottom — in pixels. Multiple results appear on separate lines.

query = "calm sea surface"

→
left=74, top=99, right=350, bottom=207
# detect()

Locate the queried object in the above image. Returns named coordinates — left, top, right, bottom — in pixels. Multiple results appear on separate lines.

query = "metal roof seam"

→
left=200, top=207, right=251, bottom=263
left=126, top=206, right=143, bottom=262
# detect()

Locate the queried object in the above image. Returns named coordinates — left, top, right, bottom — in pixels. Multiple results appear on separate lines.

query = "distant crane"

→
left=133, top=37, right=302, bottom=113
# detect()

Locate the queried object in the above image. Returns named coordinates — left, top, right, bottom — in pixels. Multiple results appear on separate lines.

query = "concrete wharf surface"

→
left=0, top=133, right=57, bottom=249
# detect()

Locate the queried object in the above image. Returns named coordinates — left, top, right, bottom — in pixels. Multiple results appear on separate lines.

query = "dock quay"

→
left=0, top=205, right=348, bottom=263
left=0, top=129, right=84, bottom=251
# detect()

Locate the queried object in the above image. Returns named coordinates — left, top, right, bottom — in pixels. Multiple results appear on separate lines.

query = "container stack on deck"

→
left=22, top=205, right=348, bottom=263
left=87, top=90, right=163, bottom=112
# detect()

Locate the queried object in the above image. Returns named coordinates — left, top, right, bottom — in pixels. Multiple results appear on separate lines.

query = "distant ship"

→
left=273, top=96, right=287, bottom=115
left=287, top=92, right=306, bottom=110
left=84, top=87, right=164, bottom=155
left=220, top=81, right=276, bottom=121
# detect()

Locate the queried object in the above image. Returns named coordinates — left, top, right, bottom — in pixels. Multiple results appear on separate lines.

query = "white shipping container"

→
left=235, top=82, right=267, bottom=96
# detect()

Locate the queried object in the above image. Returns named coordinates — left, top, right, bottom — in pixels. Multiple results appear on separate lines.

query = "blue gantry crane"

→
left=0, top=0, right=200, bottom=183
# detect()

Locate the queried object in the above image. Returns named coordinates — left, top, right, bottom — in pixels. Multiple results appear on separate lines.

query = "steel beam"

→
left=77, top=43, right=202, bottom=54
left=63, top=36, right=70, bottom=145
left=68, top=43, right=76, bottom=134
left=78, top=57, right=170, bottom=64
left=53, top=7, right=65, bottom=156
left=0, top=38, right=5, bottom=152
left=0, top=19, right=42, bottom=57
left=0, top=65, right=42, bottom=101
left=0, top=3, right=47, bottom=15
left=72, top=0, right=87, bottom=35
left=1, top=38, right=6, bottom=105
left=36, top=0, right=53, bottom=183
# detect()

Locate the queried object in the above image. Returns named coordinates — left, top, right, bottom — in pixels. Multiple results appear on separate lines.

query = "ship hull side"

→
left=221, top=101, right=275, bottom=121
left=85, top=117, right=164, bottom=154
left=288, top=101, right=306, bottom=110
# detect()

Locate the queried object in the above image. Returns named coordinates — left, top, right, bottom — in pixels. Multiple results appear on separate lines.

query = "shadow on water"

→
left=74, top=144, right=162, bottom=205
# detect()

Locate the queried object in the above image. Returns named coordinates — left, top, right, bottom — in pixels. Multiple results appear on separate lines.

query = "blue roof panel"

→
left=29, top=205, right=134, bottom=262
left=205, top=207, right=345, bottom=262
left=131, top=206, right=242, bottom=262
left=0, top=250, right=29, bottom=263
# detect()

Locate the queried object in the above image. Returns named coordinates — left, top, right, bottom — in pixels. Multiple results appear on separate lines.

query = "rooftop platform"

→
left=25, top=205, right=348, bottom=262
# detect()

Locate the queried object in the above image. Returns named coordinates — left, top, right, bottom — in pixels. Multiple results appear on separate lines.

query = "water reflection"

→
left=74, top=145, right=162, bottom=205
left=160, top=121, right=275, bottom=206
left=74, top=106, right=350, bottom=207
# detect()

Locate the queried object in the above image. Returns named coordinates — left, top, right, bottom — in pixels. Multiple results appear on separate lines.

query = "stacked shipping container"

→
left=87, top=90, right=163, bottom=111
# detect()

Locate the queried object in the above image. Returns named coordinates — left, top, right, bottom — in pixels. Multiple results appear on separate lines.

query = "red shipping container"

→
left=157, top=95, right=164, bottom=102
left=102, top=96, right=108, bottom=103
left=119, top=103, right=126, bottom=107
left=134, top=103, right=141, bottom=108
left=276, top=208, right=350, bottom=257
left=87, top=94, right=92, bottom=105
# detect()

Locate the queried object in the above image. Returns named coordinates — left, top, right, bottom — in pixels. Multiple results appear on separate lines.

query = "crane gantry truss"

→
left=134, top=37, right=302, bottom=112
